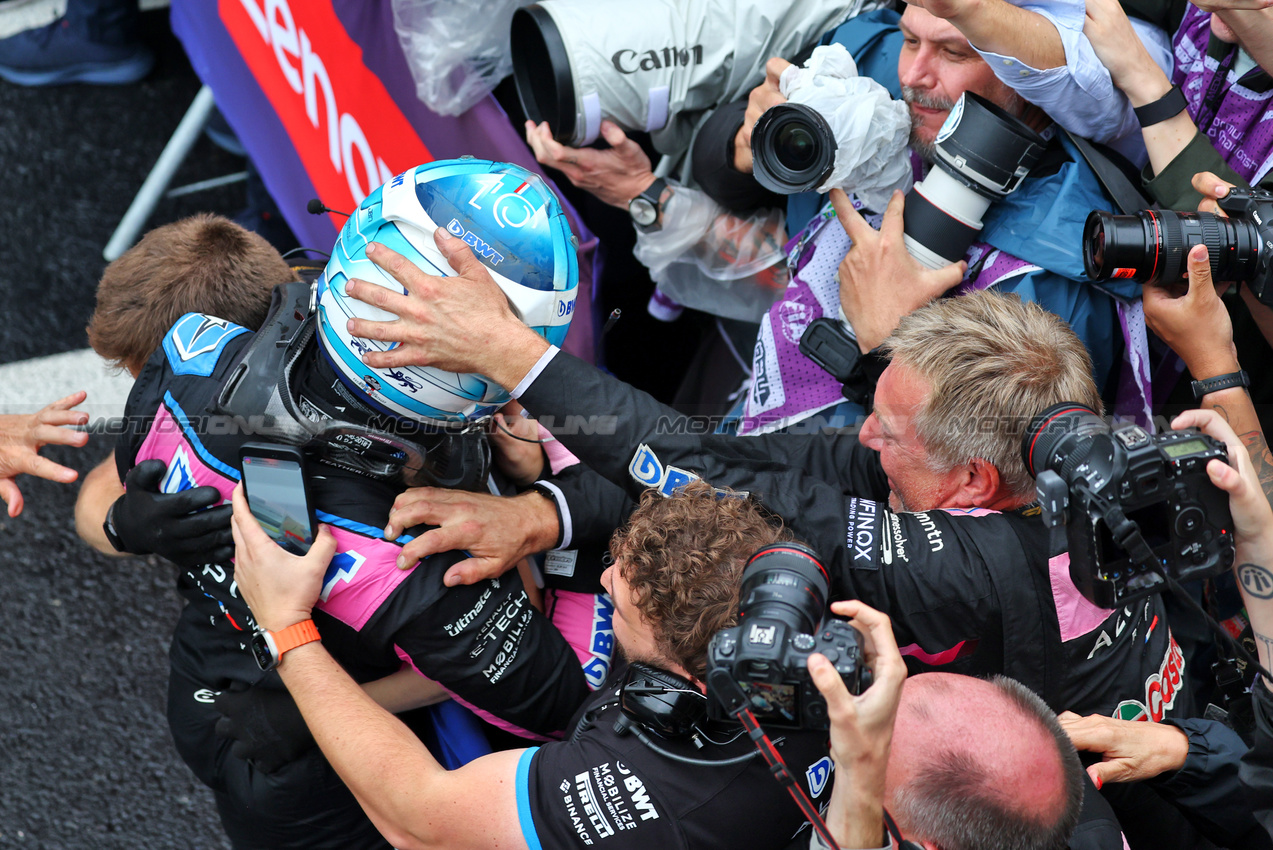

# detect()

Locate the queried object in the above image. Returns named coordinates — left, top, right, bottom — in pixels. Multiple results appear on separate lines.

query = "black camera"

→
left=1022, top=403, right=1235, bottom=608
left=706, top=543, right=871, bottom=729
left=1083, top=187, right=1273, bottom=306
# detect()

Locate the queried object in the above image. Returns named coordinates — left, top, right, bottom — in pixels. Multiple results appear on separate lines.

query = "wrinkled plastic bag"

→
left=634, top=185, right=788, bottom=323
left=780, top=43, right=912, bottom=210
left=392, top=0, right=531, bottom=117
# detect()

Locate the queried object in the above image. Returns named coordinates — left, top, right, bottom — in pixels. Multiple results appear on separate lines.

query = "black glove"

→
left=105, top=459, right=233, bottom=566
left=214, top=681, right=316, bottom=774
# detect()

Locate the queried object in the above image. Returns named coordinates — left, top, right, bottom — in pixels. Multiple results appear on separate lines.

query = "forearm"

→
left=1200, top=387, right=1273, bottom=507
left=74, top=454, right=126, bottom=556
left=825, top=775, right=886, bottom=850
left=951, top=0, right=1065, bottom=68
left=363, top=669, right=450, bottom=714
left=278, top=643, right=450, bottom=849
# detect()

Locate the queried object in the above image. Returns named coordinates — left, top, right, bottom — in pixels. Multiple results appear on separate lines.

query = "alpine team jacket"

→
left=116, top=315, right=594, bottom=742
left=520, top=349, right=1190, bottom=721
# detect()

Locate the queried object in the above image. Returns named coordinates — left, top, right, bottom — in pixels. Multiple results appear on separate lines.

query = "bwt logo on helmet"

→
left=447, top=219, right=504, bottom=266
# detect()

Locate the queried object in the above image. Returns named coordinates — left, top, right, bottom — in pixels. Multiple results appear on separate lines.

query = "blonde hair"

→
left=879, top=291, right=1103, bottom=498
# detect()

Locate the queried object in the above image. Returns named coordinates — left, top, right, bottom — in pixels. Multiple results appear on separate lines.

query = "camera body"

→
left=708, top=616, right=870, bottom=729
left=705, top=544, right=870, bottom=729
left=1083, top=187, right=1273, bottom=307
left=1024, top=404, right=1235, bottom=608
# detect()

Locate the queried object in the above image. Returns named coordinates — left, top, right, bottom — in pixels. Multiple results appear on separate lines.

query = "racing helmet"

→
left=316, top=158, right=579, bottom=426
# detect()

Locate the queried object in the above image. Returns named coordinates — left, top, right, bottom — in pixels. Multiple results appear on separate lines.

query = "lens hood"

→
left=933, top=92, right=1045, bottom=199
left=511, top=5, right=577, bottom=143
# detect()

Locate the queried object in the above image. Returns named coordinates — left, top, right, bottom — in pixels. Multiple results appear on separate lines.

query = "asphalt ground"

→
left=0, top=7, right=243, bottom=848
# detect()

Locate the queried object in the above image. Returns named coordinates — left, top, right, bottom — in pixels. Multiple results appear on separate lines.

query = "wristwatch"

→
left=251, top=619, right=321, bottom=671
left=1191, top=370, right=1250, bottom=402
left=628, top=177, right=668, bottom=233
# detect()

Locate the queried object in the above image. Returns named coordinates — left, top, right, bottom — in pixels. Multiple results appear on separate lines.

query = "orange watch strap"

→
left=272, top=619, right=321, bottom=656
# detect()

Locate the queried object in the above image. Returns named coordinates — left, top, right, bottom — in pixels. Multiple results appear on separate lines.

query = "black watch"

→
left=628, top=178, right=668, bottom=233
left=102, top=499, right=126, bottom=552
left=1191, top=370, right=1250, bottom=401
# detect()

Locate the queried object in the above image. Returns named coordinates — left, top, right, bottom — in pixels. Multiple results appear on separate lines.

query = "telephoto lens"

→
left=509, top=0, right=860, bottom=152
left=1083, top=209, right=1261, bottom=286
left=902, top=92, right=1046, bottom=269
left=751, top=103, right=838, bottom=194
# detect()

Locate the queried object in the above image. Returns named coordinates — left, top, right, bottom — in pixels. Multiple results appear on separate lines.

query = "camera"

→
left=1022, top=403, right=1235, bottom=608
left=753, top=91, right=1046, bottom=269
left=706, top=543, right=870, bottom=730
left=509, top=0, right=856, bottom=152
left=1083, top=187, right=1273, bottom=306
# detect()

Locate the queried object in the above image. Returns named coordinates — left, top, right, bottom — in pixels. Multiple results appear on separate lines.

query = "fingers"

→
left=928, top=257, right=968, bottom=294
left=31, top=422, right=90, bottom=448
left=396, top=523, right=476, bottom=569
left=808, top=651, right=854, bottom=710
left=443, top=556, right=508, bottom=587
left=127, top=458, right=168, bottom=492
left=168, top=502, right=233, bottom=537
left=599, top=120, right=629, bottom=148
left=231, top=482, right=272, bottom=550
left=1186, top=244, right=1214, bottom=295
left=432, top=228, right=488, bottom=281
left=833, top=600, right=907, bottom=686
left=879, top=189, right=906, bottom=236
left=43, top=389, right=88, bottom=413
left=18, top=453, right=78, bottom=484
left=0, top=478, right=24, bottom=517
left=385, top=486, right=454, bottom=537
left=830, top=188, right=872, bottom=243
left=307, top=523, right=338, bottom=565
left=764, top=56, right=792, bottom=84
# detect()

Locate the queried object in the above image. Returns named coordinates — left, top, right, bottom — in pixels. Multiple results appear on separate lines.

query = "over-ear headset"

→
left=618, top=662, right=706, bottom=738
left=611, top=662, right=756, bottom=766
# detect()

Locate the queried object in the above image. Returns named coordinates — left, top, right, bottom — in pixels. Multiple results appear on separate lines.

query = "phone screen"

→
left=241, top=455, right=314, bottom=555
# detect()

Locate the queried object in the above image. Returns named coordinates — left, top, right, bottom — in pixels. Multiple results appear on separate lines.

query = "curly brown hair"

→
left=610, top=480, right=791, bottom=680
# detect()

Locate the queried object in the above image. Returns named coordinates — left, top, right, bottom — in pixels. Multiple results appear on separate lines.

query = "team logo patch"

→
left=628, top=444, right=699, bottom=497
left=806, top=757, right=833, bottom=798
left=846, top=498, right=883, bottom=568
left=1111, top=633, right=1185, bottom=722
left=583, top=594, right=616, bottom=689
left=163, top=314, right=248, bottom=377
left=321, top=550, right=366, bottom=602
left=161, top=446, right=197, bottom=494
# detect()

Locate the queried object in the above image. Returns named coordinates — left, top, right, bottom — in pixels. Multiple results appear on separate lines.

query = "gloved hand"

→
left=214, top=682, right=316, bottom=774
left=105, top=459, right=233, bottom=566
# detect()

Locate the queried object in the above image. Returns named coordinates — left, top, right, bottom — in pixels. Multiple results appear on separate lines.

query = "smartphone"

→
left=239, top=442, right=317, bottom=555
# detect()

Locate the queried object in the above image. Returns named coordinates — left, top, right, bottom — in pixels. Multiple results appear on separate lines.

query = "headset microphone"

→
left=306, top=198, right=350, bottom=217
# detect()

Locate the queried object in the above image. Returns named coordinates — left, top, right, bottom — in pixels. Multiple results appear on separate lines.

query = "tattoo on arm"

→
left=1239, top=563, right=1273, bottom=599
left=1239, top=429, right=1273, bottom=506
left=1211, top=403, right=1231, bottom=424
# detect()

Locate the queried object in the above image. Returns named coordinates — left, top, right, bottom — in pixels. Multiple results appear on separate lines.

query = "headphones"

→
left=618, top=662, right=708, bottom=738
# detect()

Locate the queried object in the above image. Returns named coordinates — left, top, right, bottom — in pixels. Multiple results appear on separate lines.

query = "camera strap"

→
left=1060, top=130, right=1151, bottom=215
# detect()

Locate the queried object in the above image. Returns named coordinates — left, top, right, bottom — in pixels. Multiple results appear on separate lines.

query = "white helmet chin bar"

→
left=214, top=281, right=491, bottom=492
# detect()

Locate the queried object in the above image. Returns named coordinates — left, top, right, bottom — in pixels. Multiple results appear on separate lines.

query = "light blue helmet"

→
left=316, top=158, right=579, bottom=425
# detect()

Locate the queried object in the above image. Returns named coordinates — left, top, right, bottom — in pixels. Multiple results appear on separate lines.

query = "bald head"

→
left=885, top=674, right=1083, bottom=850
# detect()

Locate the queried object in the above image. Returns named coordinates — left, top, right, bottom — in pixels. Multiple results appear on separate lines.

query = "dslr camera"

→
left=706, top=543, right=870, bottom=730
left=753, top=91, right=1046, bottom=269
left=1023, top=403, right=1235, bottom=608
left=1083, top=187, right=1273, bottom=306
